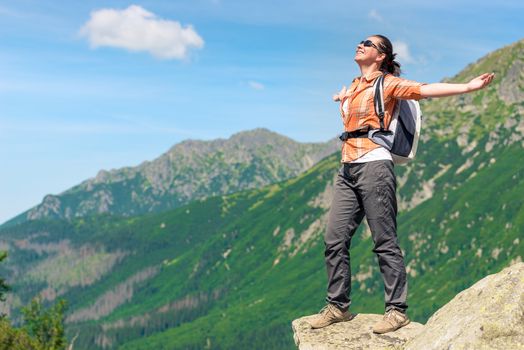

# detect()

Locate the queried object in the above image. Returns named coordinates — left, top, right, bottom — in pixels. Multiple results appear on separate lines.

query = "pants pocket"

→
left=366, top=161, right=396, bottom=219
left=375, top=185, right=389, bottom=217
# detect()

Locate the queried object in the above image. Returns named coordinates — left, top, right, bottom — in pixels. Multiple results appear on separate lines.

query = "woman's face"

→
left=354, top=36, right=385, bottom=66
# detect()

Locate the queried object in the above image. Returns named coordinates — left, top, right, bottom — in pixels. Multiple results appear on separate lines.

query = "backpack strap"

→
left=373, top=74, right=386, bottom=131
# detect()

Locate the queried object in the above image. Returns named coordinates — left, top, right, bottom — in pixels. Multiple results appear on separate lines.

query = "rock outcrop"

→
left=404, top=262, right=524, bottom=350
left=292, top=262, right=524, bottom=349
left=292, top=313, right=423, bottom=350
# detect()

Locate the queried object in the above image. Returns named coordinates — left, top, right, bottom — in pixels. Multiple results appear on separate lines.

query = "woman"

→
left=306, top=34, right=494, bottom=334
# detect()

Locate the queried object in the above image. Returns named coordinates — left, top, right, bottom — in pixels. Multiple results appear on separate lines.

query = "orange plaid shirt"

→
left=339, top=71, right=427, bottom=162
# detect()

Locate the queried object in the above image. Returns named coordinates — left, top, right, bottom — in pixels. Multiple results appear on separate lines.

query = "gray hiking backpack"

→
left=368, top=74, right=422, bottom=165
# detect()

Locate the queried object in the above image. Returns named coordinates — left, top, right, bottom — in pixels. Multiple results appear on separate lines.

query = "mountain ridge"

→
left=2, top=127, right=339, bottom=227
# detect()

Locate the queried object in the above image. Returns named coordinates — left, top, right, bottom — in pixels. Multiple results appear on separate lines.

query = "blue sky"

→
left=0, top=0, right=522, bottom=224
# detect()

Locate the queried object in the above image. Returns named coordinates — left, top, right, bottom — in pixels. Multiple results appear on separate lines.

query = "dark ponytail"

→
left=373, top=34, right=402, bottom=77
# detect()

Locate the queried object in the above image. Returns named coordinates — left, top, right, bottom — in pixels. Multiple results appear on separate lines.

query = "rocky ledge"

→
left=292, top=313, right=423, bottom=350
left=292, top=262, right=524, bottom=350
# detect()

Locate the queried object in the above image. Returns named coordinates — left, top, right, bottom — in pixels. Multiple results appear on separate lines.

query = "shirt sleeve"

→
left=384, top=75, right=427, bottom=100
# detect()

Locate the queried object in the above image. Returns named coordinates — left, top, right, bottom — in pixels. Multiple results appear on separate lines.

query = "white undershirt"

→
left=349, top=146, right=392, bottom=163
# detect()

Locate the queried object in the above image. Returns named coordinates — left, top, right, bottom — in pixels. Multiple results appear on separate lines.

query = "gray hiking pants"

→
left=324, top=160, right=408, bottom=313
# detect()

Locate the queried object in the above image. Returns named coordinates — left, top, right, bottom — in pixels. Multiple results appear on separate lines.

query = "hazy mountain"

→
left=0, top=39, right=522, bottom=349
left=1, top=128, right=339, bottom=227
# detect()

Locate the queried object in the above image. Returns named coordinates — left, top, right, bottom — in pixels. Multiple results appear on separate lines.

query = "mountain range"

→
left=2, top=129, right=339, bottom=227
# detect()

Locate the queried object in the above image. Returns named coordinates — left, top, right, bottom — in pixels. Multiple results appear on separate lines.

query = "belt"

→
left=339, top=129, right=370, bottom=141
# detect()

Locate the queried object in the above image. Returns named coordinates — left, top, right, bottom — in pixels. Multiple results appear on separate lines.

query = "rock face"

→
left=291, top=314, right=424, bottom=350
left=404, top=262, right=524, bottom=350
left=292, top=262, right=524, bottom=350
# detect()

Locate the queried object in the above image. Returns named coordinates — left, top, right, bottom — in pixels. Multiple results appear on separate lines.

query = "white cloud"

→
left=392, top=40, right=416, bottom=64
left=80, top=5, right=204, bottom=60
left=248, top=81, right=265, bottom=90
left=368, top=9, right=383, bottom=22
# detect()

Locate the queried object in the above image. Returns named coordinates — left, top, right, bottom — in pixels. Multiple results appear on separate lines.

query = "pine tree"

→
left=0, top=250, right=69, bottom=350
left=21, top=297, right=68, bottom=350
left=0, top=251, right=10, bottom=314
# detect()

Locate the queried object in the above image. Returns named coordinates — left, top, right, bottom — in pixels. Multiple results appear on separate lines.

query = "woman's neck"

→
left=359, top=63, right=381, bottom=78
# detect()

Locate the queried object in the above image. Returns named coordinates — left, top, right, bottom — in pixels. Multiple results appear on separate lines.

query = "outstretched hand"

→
left=333, top=86, right=347, bottom=102
left=467, top=73, right=495, bottom=92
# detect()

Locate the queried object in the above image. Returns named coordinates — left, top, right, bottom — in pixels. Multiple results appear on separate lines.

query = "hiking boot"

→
left=372, top=308, right=410, bottom=334
left=306, top=303, right=354, bottom=329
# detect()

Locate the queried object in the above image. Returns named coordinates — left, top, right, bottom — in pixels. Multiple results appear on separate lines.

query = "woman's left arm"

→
left=420, top=73, right=495, bottom=98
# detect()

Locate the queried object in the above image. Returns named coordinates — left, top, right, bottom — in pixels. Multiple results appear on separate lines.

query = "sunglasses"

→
left=359, top=40, right=382, bottom=52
